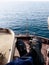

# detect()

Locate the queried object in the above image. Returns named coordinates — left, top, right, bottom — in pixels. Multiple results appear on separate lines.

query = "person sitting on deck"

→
left=6, top=39, right=44, bottom=65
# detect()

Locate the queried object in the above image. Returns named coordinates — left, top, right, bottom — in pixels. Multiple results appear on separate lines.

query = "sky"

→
left=0, top=0, right=49, bottom=6
left=0, top=0, right=49, bottom=2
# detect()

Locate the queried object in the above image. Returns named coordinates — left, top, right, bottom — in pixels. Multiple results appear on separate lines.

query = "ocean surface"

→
left=0, top=1, right=49, bottom=38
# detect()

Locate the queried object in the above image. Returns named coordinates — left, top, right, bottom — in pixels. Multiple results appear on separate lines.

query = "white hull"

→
left=0, top=28, right=16, bottom=65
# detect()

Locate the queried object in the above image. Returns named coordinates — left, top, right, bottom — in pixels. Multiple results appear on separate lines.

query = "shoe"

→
left=16, top=39, right=27, bottom=56
left=29, top=38, right=44, bottom=65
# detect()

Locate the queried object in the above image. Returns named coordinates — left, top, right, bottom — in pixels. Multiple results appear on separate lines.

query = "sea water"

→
left=0, top=1, right=49, bottom=38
